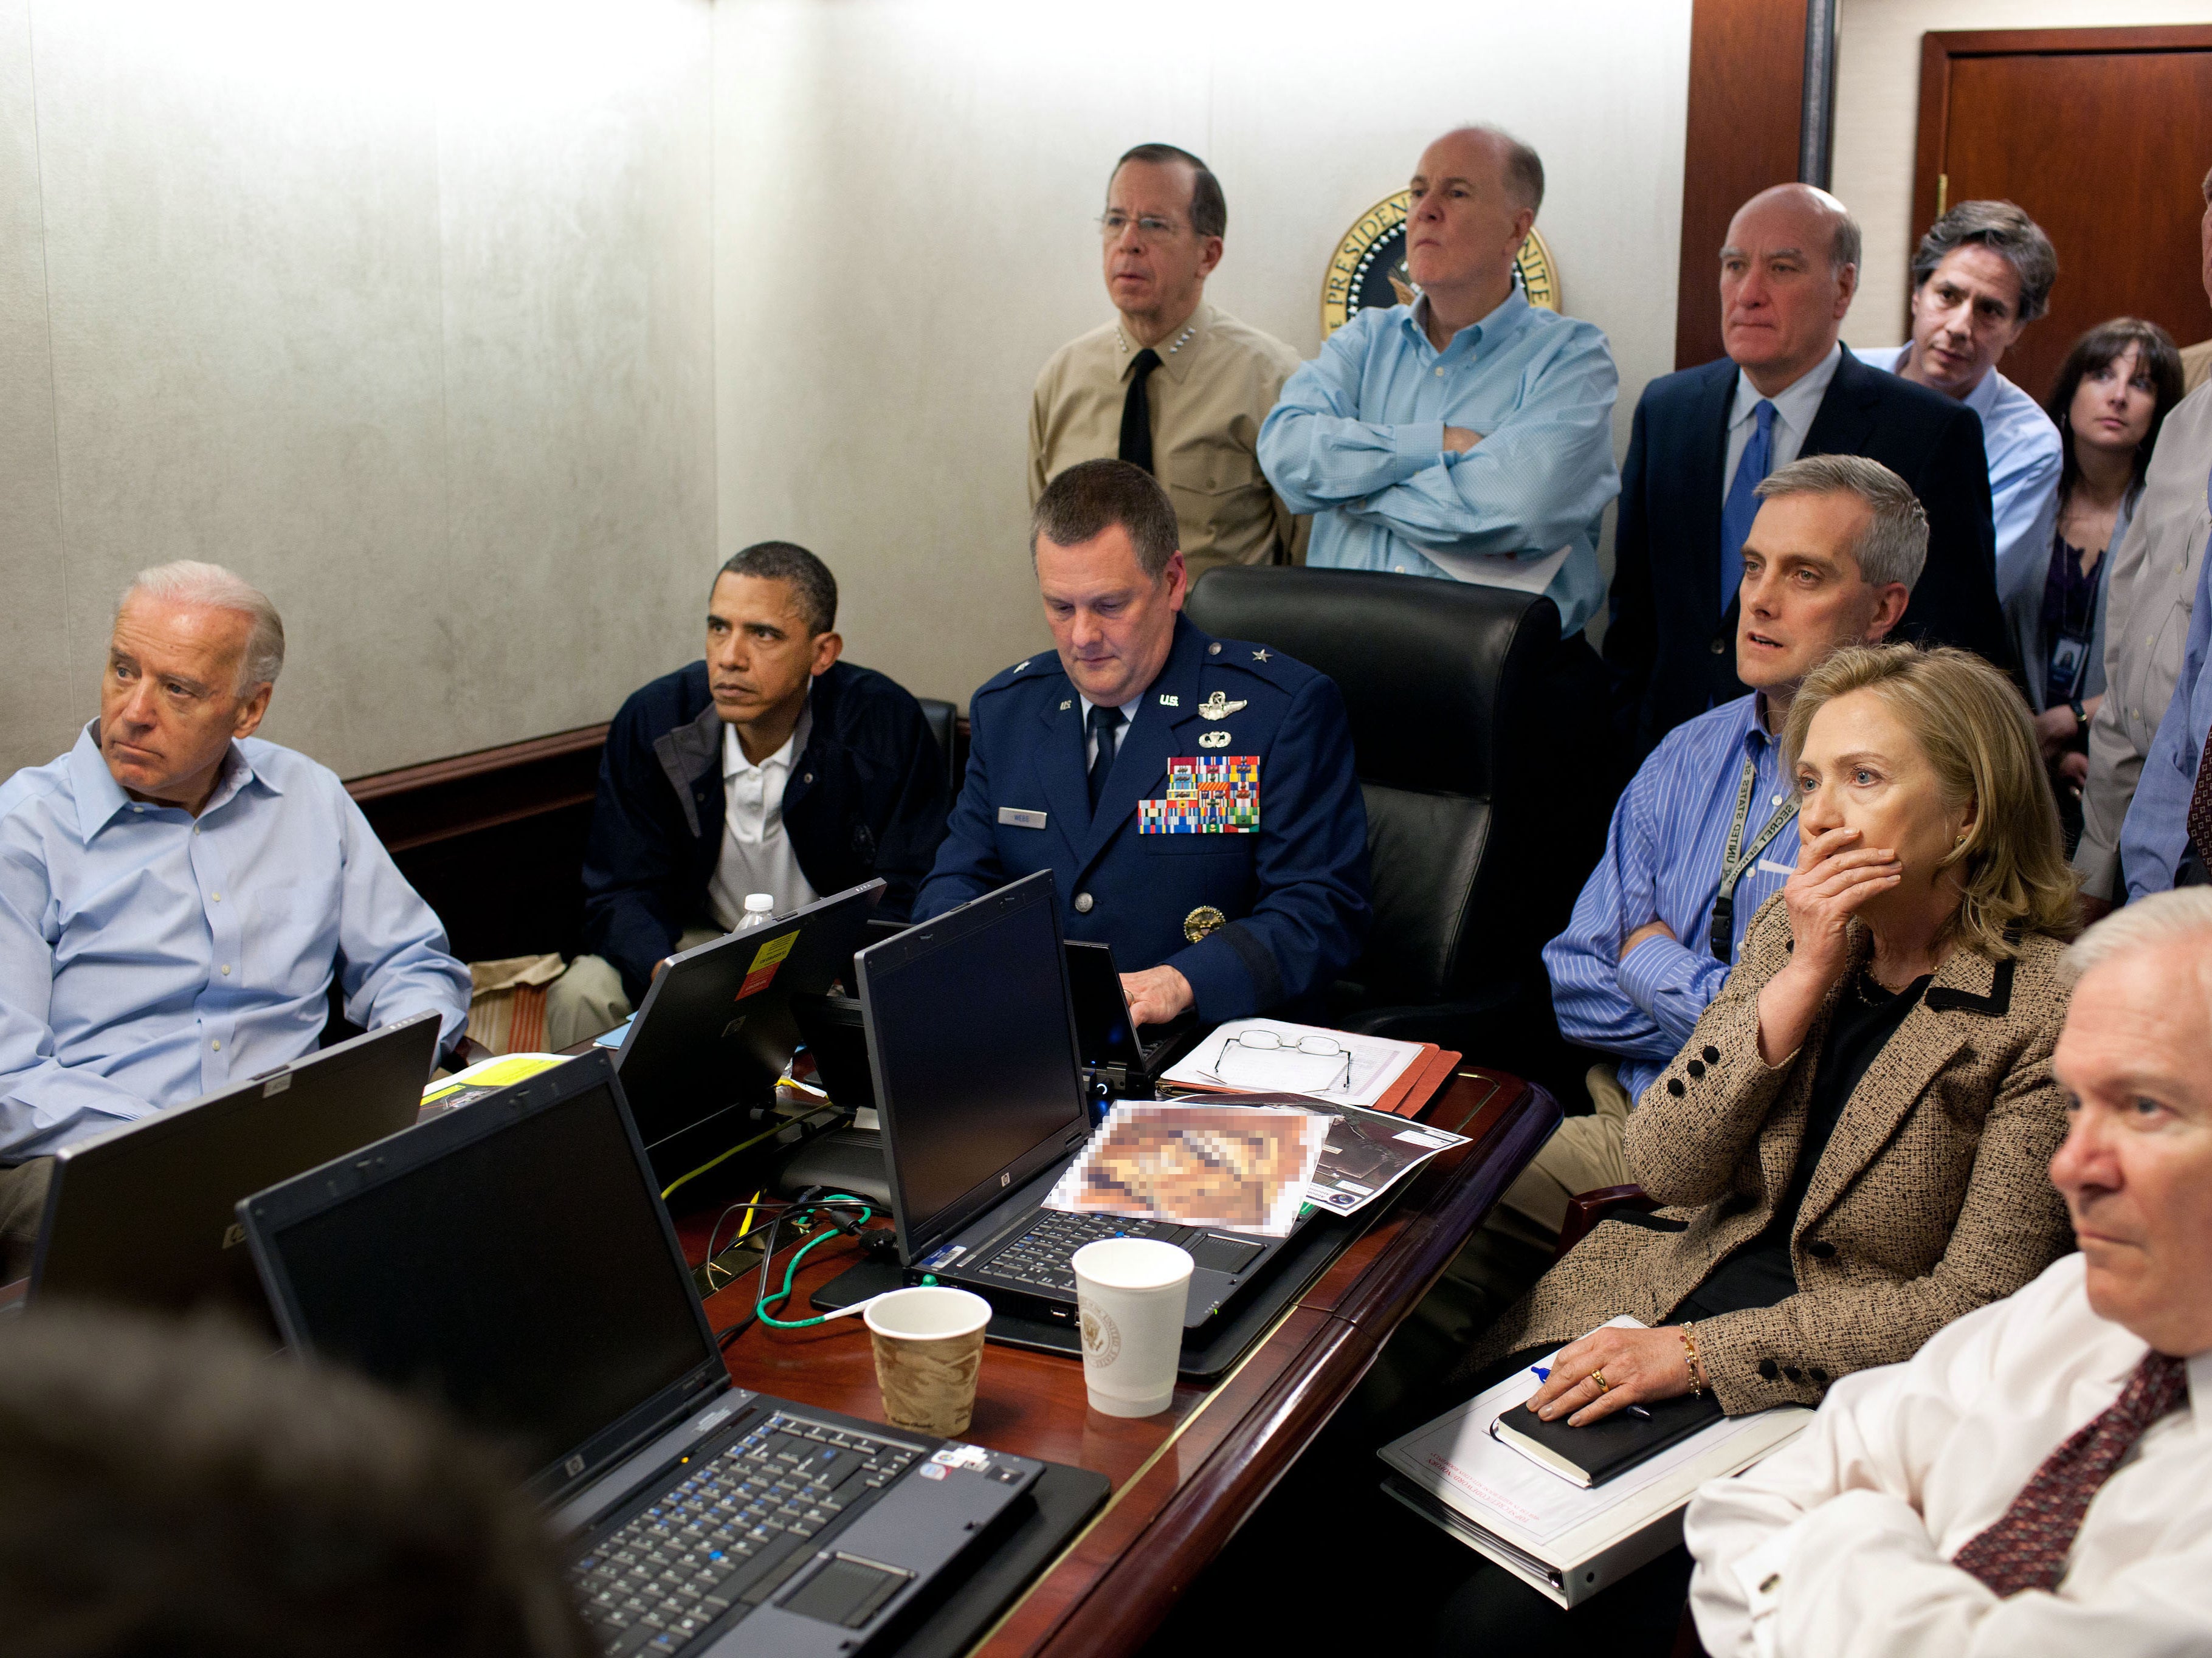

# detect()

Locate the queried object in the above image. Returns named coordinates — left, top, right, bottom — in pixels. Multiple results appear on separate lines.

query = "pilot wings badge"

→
left=1197, top=691, right=1247, bottom=721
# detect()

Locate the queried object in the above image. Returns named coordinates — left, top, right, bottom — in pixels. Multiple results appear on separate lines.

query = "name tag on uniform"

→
left=999, top=807, right=1049, bottom=830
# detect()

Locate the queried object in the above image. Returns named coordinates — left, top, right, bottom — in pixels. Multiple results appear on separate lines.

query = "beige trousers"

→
left=543, top=927, right=723, bottom=1051
left=1487, top=1064, right=1636, bottom=1250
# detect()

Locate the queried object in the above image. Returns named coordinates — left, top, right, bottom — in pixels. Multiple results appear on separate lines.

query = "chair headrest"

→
left=1184, top=566, right=1557, bottom=796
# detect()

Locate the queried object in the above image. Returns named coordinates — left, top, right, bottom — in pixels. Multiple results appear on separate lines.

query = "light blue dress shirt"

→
left=1544, top=692, right=1797, bottom=1101
left=0, top=724, right=470, bottom=1158
left=1258, top=287, right=1621, bottom=636
left=1869, top=345, right=2062, bottom=602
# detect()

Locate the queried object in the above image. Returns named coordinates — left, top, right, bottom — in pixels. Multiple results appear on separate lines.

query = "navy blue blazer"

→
left=915, top=614, right=1371, bottom=1021
left=580, top=660, right=950, bottom=1001
left=1604, top=346, right=2007, bottom=760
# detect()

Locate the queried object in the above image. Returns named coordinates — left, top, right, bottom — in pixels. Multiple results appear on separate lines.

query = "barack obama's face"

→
left=1035, top=524, right=1187, bottom=709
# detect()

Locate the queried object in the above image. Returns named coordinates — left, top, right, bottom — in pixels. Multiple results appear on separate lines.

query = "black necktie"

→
left=1087, top=704, right=1125, bottom=813
left=1118, top=348, right=1162, bottom=475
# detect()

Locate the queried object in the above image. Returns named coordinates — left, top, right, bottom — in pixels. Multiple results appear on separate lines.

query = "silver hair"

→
left=1443, top=123, right=1544, bottom=214
left=2064, top=889, right=2212, bottom=980
left=118, top=561, right=285, bottom=690
left=1753, top=454, right=1928, bottom=591
left=1909, top=199, right=2057, bottom=323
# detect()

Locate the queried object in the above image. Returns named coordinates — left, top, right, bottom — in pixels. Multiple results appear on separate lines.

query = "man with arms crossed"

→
left=917, top=459, right=1368, bottom=1027
left=1030, top=143, right=1303, bottom=582
left=0, top=563, right=470, bottom=1278
left=1514, top=456, right=1922, bottom=1249
left=1259, top=124, right=1619, bottom=639
left=551, top=542, right=949, bottom=1046
left=1687, top=887, right=2212, bottom=1655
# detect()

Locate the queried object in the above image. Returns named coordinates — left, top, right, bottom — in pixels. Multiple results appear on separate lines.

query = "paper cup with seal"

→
left=863, top=1285, right=993, bottom=1437
left=1071, top=1238, right=1193, bottom=1418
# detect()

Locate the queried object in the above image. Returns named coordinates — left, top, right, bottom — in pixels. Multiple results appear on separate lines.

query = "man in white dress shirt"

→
left=1867, top=200, right=2063, bottom=597
left=1686, top=887, right=2212, bottom=1656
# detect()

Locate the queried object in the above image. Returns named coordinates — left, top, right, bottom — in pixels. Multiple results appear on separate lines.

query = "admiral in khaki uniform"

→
left=916, top=461, right=1368, bottom=1026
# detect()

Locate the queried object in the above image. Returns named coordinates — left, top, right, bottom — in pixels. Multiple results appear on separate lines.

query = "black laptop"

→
left=854, top=871, right=1298, bottom=1333
left=613, top=880, right=884, bottom=1187
left=22, top=1011, right=441, bottom=1324
left=238, top=1051, right=1057, bottom=1658
left=1063, top=939, right=1201, bottom=1092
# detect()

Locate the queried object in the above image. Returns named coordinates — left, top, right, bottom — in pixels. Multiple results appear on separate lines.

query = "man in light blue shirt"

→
left=1517, top=455, right=1923, bottom=1247
left=0, top=562, right=469, bottom=1272
left=1869, top=200, right=2062, bottom=598
left=1257, top=125, right=1620, bottom=638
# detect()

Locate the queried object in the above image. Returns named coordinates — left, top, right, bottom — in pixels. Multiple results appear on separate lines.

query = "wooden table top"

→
left=686, top=1068, right=1559, bottom=1658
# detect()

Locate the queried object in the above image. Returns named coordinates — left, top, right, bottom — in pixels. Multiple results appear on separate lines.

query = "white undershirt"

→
left=705, top=704, right=819, bottom=930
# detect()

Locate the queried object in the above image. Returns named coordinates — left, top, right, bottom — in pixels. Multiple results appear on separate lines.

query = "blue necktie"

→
left=1720, top=399, right=1777, bottom=610
left=1086, top=703, right=1124, bottom=814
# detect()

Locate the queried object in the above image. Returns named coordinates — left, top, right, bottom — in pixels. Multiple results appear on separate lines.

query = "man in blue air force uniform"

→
left=916, top=459, right=1370, bottom=1026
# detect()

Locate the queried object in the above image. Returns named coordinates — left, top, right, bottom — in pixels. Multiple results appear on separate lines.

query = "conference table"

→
left=678, top=1065, right=1560, bottom=1658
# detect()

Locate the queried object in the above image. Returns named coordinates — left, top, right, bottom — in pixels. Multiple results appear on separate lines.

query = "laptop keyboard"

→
left=971, top=1209, right=1183, bottom=1297
left=571, top=1411, right=922, bottom=1655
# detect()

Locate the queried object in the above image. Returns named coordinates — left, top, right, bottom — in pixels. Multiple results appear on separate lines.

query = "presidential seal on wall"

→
left=1320, top=190, right=1559, bottom=337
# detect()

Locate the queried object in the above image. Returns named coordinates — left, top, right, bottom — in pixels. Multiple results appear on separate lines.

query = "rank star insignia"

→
left=1197, top=691, right=1247, bottom=720
left=1252, top=649, right=1270, bottom=662
left=1197, top=729, right=1231, bottom=749
left=1184, top=905, right=1227, bottom=943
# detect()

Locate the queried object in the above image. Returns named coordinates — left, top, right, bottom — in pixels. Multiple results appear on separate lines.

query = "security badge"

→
left=1136, top=756, right=1260, bottom=834
left=1184, top=905, right=1227, bottom=943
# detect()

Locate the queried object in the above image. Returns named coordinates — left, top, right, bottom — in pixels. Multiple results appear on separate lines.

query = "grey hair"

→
left=1754, top=454, right=1928, bottom=591
left=1910, top=199, right=2058, bottom=323
left=119, top=561, right=284, bottom=690
left=1443, top=123, right=1545, bottom=214
left=2064, top=889, right=2212, bottom=980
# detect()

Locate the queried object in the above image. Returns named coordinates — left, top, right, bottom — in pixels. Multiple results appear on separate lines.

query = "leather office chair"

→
left=915, top=696, right=960, bottom=799
left=1184, top=567, right=1597, bottom=1068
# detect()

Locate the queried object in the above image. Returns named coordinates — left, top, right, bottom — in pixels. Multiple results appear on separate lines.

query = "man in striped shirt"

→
left=1501, top=456, right=1927, bottom=1252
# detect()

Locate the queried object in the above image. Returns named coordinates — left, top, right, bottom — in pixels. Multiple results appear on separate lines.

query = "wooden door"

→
left=1914, top=26, right=2212, bottom=405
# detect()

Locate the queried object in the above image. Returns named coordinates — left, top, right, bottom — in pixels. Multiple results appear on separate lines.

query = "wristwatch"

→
left=2070, top=698, right=2089, bottom=734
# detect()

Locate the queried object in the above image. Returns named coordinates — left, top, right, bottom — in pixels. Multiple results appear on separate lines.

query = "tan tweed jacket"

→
left=1468, top=894, right=2073, bottom=1414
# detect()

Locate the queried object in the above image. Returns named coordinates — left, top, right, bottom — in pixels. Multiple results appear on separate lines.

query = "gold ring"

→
left=1590, top=1370, right=1610, bottom=1393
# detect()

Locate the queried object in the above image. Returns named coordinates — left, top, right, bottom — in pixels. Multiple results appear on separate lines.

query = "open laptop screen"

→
left=250, top=1063, right=715, bottom=1479
left=858, top=871, right=1087, bottom=1262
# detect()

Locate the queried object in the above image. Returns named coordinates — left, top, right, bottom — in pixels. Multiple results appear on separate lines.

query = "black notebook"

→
left=1489, top=1389, right=1727, bottom=1488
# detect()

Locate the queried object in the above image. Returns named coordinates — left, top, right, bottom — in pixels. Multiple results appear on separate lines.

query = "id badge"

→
left=2048, top=635, right=2087, bottom=692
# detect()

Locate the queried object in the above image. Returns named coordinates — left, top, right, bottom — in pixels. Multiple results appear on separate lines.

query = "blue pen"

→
left=1529, top=1364, right=1653, bottom=1419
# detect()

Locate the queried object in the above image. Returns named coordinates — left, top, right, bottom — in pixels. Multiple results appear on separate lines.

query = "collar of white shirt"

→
left=1730, top=339, right=1844, bottom=442
left=720, top=697, right=813, bottom=784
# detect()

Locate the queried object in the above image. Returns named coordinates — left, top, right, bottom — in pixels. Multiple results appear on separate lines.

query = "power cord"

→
left=708, top=1189, right=879, bottom=1344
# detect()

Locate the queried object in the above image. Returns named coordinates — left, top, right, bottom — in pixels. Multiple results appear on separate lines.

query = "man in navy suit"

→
left=917, top=459, right=1370, bottom=1026
left=1606, top=184, right=2007, bottom=761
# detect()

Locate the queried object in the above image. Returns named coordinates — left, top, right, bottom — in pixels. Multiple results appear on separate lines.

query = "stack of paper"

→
left=1159, top=1018, right=1459, bottom=1116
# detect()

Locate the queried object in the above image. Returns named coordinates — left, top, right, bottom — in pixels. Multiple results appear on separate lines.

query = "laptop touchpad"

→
left=1187, top=1234, right=1264, bottom=1275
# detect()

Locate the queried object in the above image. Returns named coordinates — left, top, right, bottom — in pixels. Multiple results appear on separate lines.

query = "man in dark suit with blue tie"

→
left=1605, top=184, right=2007, bottom=761
left=916, top=459, right=1370, bottom=1027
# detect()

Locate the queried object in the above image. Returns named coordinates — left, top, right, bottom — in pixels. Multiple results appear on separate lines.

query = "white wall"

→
left=711, top=0, right=1692, bottom=705
left=1834, top=0, right=2212, bottom=349
left=0, top=0, right=716, bottom=780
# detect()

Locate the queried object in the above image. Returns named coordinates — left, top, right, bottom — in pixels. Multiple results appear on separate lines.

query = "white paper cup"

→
left=863, top=1286, right=993, bottom=1436
left=1071, top=1238, right=1193, bottom=1418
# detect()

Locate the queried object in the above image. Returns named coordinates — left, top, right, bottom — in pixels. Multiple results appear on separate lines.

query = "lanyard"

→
left=1707, top=751, right=1799, bottom=960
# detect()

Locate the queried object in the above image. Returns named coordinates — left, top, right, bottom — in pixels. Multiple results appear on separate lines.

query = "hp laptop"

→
left=22, top=1011, right=441, bottom=1324
left=238, top=1051, right=1046, bottom=1658
left=855, top=870, right=1297, bottom=1333
left=613, top=880, right=884, bottom=1186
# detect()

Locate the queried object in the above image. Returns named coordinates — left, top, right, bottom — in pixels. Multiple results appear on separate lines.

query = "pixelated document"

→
left=1042, top=1101, right=1331, bottom=1237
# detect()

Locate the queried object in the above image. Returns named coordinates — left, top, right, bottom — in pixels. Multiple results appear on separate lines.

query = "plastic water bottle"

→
left=735, top=893, right=776, bottom=934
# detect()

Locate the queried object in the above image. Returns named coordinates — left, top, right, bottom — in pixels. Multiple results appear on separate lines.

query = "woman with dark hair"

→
left=2007, top=319, right=2186, bottom=844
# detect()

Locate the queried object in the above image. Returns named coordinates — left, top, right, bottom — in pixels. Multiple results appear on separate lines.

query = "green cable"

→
left=754, top=1196, right=875, bottom=1329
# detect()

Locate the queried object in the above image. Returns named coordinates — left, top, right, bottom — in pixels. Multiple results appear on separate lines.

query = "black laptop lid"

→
left=1064, top=940, right=1144, bottom=1072
left=856, top=870, right=1088, bottom=1265
left=239, top=1053, right=725, bottom=1501
left=30, top=1011, right=442, bottom=1319
left=616, top=879, right=885, bottom=1147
